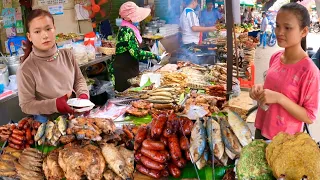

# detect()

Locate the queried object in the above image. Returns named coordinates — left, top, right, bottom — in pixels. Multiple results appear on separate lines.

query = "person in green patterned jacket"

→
left=112, top=1, right=168, bottom=92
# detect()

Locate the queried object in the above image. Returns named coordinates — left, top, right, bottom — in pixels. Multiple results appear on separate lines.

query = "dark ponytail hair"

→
left=279, top=2, right=310, bottom=29
left=20, top=9, right=54, bottom=63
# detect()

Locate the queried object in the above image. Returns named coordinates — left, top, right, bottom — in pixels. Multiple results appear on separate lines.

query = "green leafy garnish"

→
left=178, top=93, right=185, bottom=105
left=130, top=78, right=152, bottom=92
left=169, top=162, right=234, bottom=180
left=124, top=115, right=152, bottom=125
left=212, top=111, right=227, bottom=117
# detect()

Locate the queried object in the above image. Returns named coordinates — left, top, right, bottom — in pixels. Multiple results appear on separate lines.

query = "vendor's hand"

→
left=78, top=94, right=89, bottom=99
left=209, top=26, right=216, bottom=32
left=258, top=89, right=282, bottom=105
left=77, top=94, right=90, bottom=116
left=56, top=94, right=74, bottom=114
left=249, top=84, right=264, bottom=100
left=159, top=51, right=169, bottom=60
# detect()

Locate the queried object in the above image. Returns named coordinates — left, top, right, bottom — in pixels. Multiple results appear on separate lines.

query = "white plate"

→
left=73, top=105, right=95, bottom=113
left=67, top=98, right=95, bottom=108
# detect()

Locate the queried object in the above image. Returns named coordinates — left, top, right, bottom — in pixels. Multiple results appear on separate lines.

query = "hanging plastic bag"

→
left=151, top=40, right=166, bottom=56
left=86, top=45, right=96, bottom=61
left=72, top=44, right=88, bottom=65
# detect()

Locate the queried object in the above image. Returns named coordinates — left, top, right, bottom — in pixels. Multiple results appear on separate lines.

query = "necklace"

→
left=46, top=50, right=59, bottom=62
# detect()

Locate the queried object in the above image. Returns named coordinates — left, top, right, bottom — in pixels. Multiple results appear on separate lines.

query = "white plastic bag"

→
left=86, top=45, right=96, bottom=61
left=72, top=44, right=88, bottom=65
left=151, top=40, right=166, bottom=56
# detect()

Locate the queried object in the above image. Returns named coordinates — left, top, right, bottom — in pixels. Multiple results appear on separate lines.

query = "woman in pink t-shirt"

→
left=250, top=3, right=320, bottom=140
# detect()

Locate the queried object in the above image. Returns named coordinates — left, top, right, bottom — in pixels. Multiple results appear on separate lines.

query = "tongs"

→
left=0, top=52, right=8, bottom=63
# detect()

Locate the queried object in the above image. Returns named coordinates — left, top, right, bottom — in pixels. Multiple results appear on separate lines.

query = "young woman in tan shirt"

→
left=17, top=9, right=88, bottom=115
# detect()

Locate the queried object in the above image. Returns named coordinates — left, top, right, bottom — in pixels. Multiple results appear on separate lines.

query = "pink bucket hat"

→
left=119, top=1, right=151, bottom=23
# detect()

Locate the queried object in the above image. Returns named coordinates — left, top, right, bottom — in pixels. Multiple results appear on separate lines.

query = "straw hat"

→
left=119, top=1, right=151, bottom=23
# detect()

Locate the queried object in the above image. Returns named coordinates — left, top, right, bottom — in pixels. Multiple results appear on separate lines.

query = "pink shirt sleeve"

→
left=300, top=67, right=320, bottom=121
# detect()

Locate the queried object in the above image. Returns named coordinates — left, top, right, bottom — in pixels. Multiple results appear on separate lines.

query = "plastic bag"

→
left=90, top=80, right=115, bottom=98
left=72, top=44, right=88, bottom=65
left=86, top=45, right=96, bottom=61
left=151, top=40, right=166, bottom=56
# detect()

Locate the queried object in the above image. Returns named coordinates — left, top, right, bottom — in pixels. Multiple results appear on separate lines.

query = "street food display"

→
left=0, top=36, right=319, bottom=179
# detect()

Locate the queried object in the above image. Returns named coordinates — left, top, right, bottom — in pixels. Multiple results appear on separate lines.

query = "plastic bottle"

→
left=95, top=32, right=102, bottom=58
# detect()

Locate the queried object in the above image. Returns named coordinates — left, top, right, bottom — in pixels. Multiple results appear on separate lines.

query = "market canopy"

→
left=240, top=0, right=255, bottom=6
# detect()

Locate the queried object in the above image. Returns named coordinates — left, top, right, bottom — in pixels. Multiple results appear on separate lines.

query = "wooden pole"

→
left=233, top=26, right=239, bottom=78
left=226, top=0, right=234, bottom=100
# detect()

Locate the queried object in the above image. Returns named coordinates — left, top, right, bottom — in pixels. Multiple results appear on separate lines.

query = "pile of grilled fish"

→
left=34, top=116, right=67, bottom=146
left=100, top=143, right=134, bottom=180
left=180, top=67, right=211, bottom=90
left=43, top=149, right=64, bottom=180
left=140, top=85, right=183, bottom=104
left=0, top=147, right=22, bottom=177
left=66, top=117, right=116, bottom=141
left=189, top=110, right=253, bottom=169
left=58, top=143, right=106, bottom=180
left=15, top=148, right=44, bottom=180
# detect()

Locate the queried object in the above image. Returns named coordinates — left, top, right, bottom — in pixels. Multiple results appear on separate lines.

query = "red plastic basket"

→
left=238, top=62, right=255, bottom=88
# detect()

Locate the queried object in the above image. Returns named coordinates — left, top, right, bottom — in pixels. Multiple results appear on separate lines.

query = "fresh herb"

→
left=130, top=78, right=152, bottom=92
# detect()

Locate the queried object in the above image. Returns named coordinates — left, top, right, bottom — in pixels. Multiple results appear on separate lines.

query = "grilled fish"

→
left=206, top=117, right=224, bottom=160
left=227, top=110, right=252, bottom=146
left=34, top=123, right=46, bottom=142
left=196, top=149, right=208, bottom=170
left=220, top=117, right=242, bottom=155
left=56, top=116, right=67, bottom=136
left=190, top=119, right=206, bottom=163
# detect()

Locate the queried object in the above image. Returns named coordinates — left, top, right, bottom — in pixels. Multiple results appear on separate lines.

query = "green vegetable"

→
left=130, top=78, right=152, bottom=92
left=212, top=112, right=227, bottom=117
left=124, top=115, right=152, bottom=125
left=185, top=87, right=191, bottom=94
left=34, top=145, right=59, bottom=154
left=197, top=90, right=205, bottom=94
left=107, top=35, right=113, bottom=40
left=178, top=93, right=185, bottom=105
left=169, top=162, right=234, bottom=180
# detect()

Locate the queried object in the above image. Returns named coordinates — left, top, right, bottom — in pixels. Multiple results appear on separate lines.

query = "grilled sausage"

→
left=18, top=118, right=28, bottom=129
left=11, top=133, right=24, bottom=141
left=136, top=164, right=162, bottom=179
left=168, top=163, right=181, bottom=178
left=32, top=121, right=41, bottom=129
left=25, top=128, right=32, bottom=141
left=179, top=136, right=190, bottom=150
left=134, top=126, right=148, bottom=150
left=31, top=129, right=37, bottom=136
left=160, top=136, right=168, bottom=146
left=9, top=137, right=23, bottom=145
left=141, top=156, right=165, bottom=170
left=141, top=147, right=168, bottom=163
left=8, top=143, right=22, bottom=150
left=151, top=115, right=167, bottom=138
left=160, top=150, right=170, bottom=160
left=161, top=169, right=170, bottom=177
left=182, top=118, right=193, bottom=136
left=185, top=150, right=191, bottom=161
left=28, top=139, right=34, bottom=145
left=135, top=151, right=143, bottom=162
left=172, top=158, right=187, bottom=168
left=13, top=129, right=24, bottom=136
left=142, top=139, right=165, bottom=151
left=168, top=135, right=182, bottom=161
left=23, top=122, right=30, bottom=129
